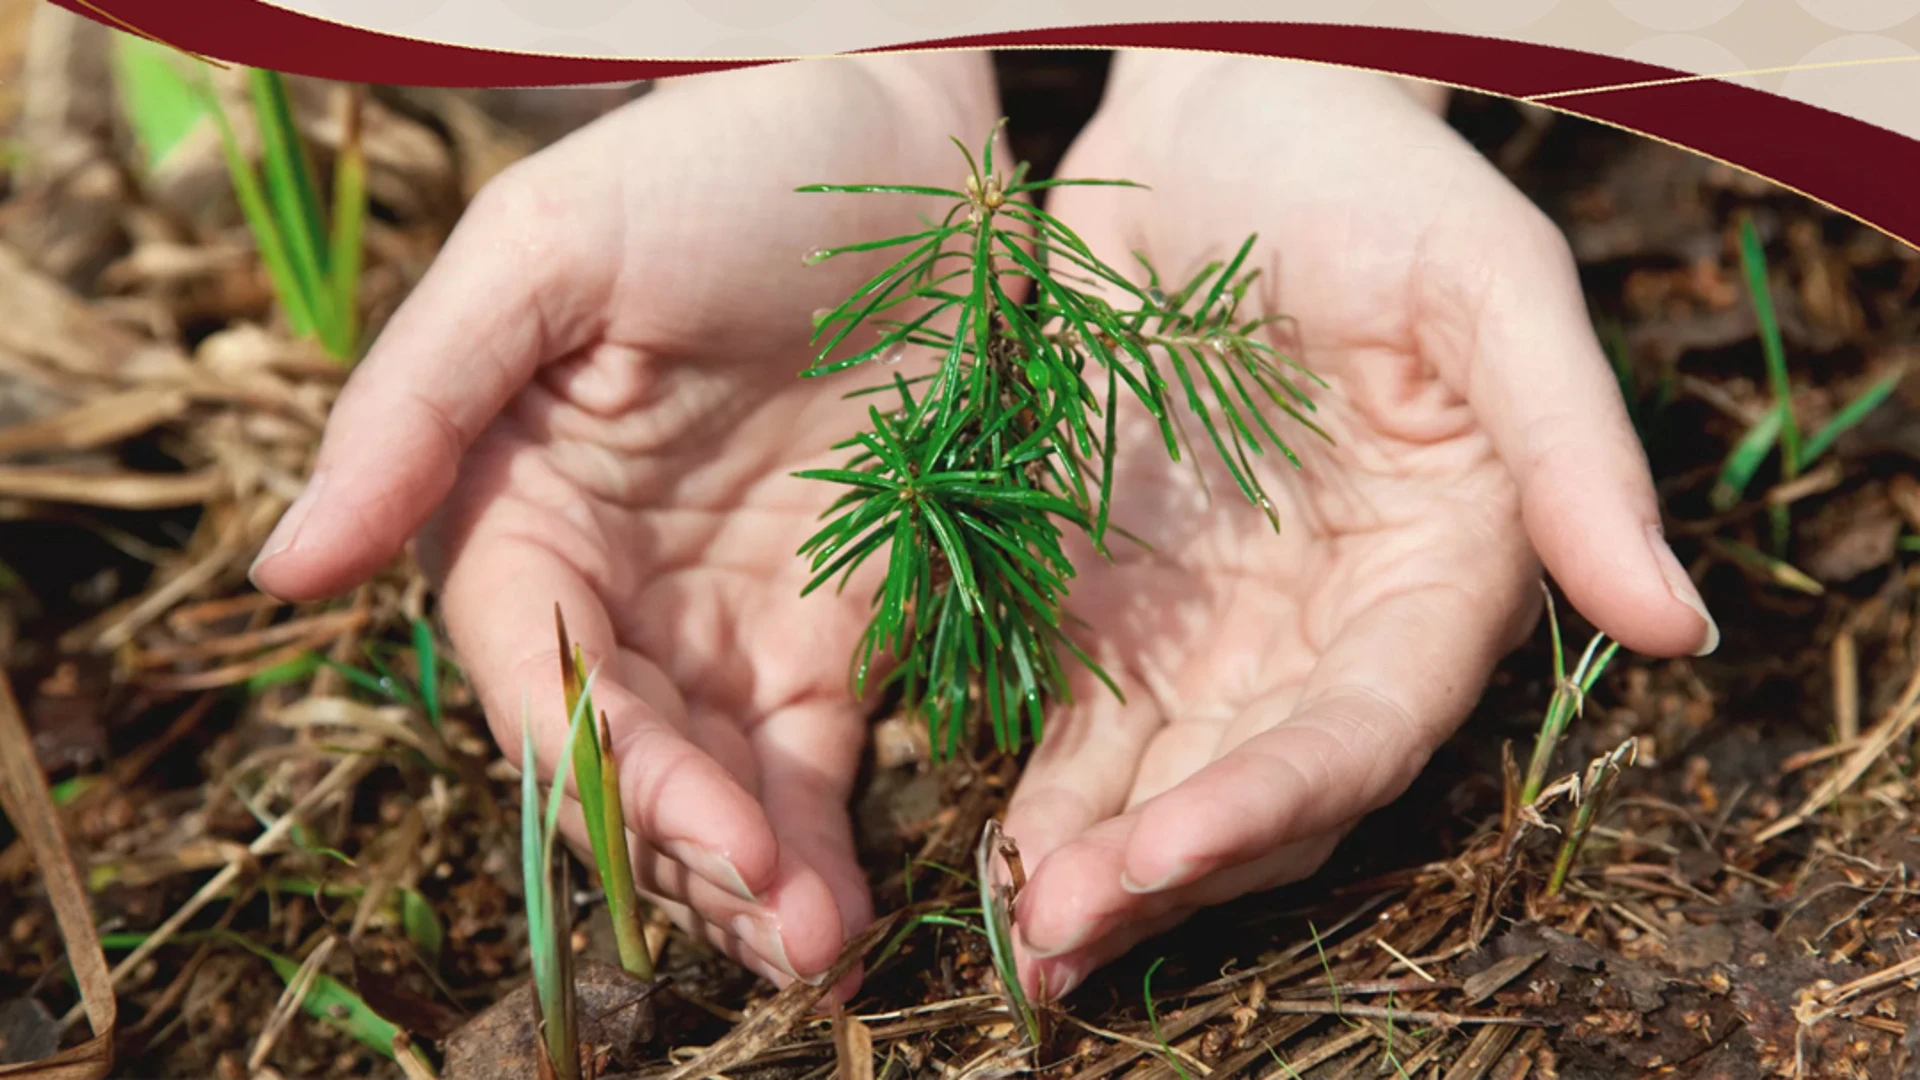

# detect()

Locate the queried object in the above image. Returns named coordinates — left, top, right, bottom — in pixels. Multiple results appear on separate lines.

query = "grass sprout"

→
left=1546, top=738, right=1640, bottom=896
left=976, top=819, right=1041, bottom=1046
left=1142, top=957, right=1192, bottom=1080
left=1521, top=585, right=1623, bottom=806
left=1709, top=536, right=1826, bottom=597
left=521, top=665, right=602, bottom=1080
left=797, top=121, right=1327, bottom=758
left=108, top=42, right=368, bottom=363
left=554, top=606, right=653, bottom=982
left=1710, top=215, right=1902, bottom=553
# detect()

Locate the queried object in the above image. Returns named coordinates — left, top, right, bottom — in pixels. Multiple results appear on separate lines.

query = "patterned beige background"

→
left=269, top=0, right=1920, bottom=141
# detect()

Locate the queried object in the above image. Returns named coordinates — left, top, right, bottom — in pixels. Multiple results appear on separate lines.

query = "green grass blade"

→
left=520, top=705, right=550, bottom=1014
left=596, top=711, right=653, bottom=980
left=1802, top=369, right=1903, bottom=465
left=1738, top=216, right=1800, bottom=479
left=111, top=35, right=210, bottom=172
left=1711, top=405, right=1786, bottom=512
left=246, top=68, right=334, bottom=342
left=205, top=76, right=317, bottom=338
left=547, top=667, right=600, bottom=853
left=410, top=618, right=441, bottom=732
left=248, top=70, right=329, bottom=268
left=568, top=671, right=609, bottom=896
left=322, top=657, right=416, bottom=707
left=399, top=887, right=444, bottom=965
left=1144, top=957, right=1193, bottom=1080
left=226, top=934, right=400, bottom=1060
left=327, top=113, right=366, bottom=361
left=247, top=652, right=323, bottom=693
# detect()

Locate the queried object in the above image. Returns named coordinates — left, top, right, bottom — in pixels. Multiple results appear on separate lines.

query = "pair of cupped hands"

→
left=249, top=51, right=1718, bottom=1001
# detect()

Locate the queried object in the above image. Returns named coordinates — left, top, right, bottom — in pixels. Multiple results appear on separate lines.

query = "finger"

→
left=748, top=698, right=874, bottom=974
left=1019, top=822, right=1356, bottom=1001
left=1001, top=664, right=1162, bottom=870
left=437, top=522, right=782, bottom=906
left=1422, top=207, right=1717, bottom=658
left=248, top=140, right=621, bottom=602
left=639, top=888, right=787, bottom=990
left=548, top=801, right=773, bottom=983
left=1117, top=580, right=1514, bottom=896
left=646, top=889, right=864, bottom=1007
left=1021, top=907, right=1194, bottom=1002
left=1012, top=814, right=1343, bottom=975
left=554, top=792, right=861, bottom=992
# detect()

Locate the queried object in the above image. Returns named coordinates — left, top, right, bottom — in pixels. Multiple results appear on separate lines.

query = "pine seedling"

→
left=795, top=122, right=1329, bottom=758
left=554, top=607, right=653, bottom=981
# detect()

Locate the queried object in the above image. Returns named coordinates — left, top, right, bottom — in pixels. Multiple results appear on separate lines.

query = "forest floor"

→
left=2, top=17, right=1919, bottom=1080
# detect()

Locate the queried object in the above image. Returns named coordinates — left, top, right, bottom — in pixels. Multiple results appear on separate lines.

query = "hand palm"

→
left=1002, top=61, right=1709, bottom=996
left=421, top=313, right=887, bottom=978
left=254, top=58, right=1001, bottom=989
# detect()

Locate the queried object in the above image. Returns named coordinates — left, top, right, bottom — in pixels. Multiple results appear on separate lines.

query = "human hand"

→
left=1001, top=53, right=1719, bottom=999
left=248, top=54, right=1003, bottom=995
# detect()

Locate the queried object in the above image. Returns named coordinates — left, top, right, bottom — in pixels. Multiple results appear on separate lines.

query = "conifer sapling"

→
left=794, top=121, right=1331, bottom=759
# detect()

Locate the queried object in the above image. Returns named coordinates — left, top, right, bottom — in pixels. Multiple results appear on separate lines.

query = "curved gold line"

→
left=1528, top=53, right=1920, bottom=101
left=64, top=0, right=229, bottom=68
left=215, top=9, right=1920, bottom=253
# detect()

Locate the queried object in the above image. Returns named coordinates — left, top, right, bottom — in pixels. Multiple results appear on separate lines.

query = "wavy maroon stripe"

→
left=51, top=3, right=1920, bottom=247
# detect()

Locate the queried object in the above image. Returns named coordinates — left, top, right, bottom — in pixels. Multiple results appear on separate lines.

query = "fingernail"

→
left=731, top=914, right=824, bottom=986
left=1120, top=863, right=1188, bottom=895
left=678, top=844, right=759, bottom=903
left=250, top=470, right=325, bottom=584
left=1043, top=964, right=1087, bottom=1001
left=1647, top=525, right=1719, bottom=656
left=1021, top=919, right=1095, bottom=961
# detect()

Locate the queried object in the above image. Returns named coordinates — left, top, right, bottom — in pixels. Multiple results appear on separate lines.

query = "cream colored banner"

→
left=275, top=0, right=1920, bottom=141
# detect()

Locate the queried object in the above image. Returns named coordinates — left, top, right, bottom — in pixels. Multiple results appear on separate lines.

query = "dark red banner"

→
left=49, top=3, right=1920, bottom=250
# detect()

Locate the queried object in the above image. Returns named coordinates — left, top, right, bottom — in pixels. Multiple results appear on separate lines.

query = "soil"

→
left=2, top=30, right=1919, bottom=1080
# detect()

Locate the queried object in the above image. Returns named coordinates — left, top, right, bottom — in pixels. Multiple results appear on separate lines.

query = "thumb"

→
left=248, top=143, right=620, bottom=602
left=1428, top=208, right=1718, bottom=660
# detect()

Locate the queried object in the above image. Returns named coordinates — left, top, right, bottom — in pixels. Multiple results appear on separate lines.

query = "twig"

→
left=59, top=752, right=370, bottom=1031
left=1810, top=952, right=1920, bottom=1011
left=129, top=607, right=367, bottom=666
left=1832, top=628, right=1859, bottom=743
left=1757, top=659, right=1920, bottom=843
left=0, top=667, right=118, bottom=1077
left=1264, top=1002, right=1538, bottom=1027
left=1376, top=941, right=1438, bottom=983
left=248, top=934, right=337, bottom=1071
left=1065, top=1015, right=1214, bottom=1076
